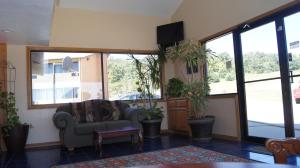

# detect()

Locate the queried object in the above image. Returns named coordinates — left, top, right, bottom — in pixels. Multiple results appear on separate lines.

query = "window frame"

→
left=26, top=46, right=163, bottom=109
left=203, top=32, right=238, bottom=96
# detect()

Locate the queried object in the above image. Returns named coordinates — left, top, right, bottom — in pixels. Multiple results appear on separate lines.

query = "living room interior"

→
left=1, top=0, right=300, bottom=168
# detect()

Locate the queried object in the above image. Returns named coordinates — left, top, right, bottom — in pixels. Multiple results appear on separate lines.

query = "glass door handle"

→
left=290, top=70, right=294, bottom=83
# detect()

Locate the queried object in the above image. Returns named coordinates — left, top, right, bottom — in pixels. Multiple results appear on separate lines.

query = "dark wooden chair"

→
left=266, top=138, right=300, bottom=164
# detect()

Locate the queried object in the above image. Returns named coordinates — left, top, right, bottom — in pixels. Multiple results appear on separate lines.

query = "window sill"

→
left=207, top=93, right=238, bottom=99
left=28, top=98, right=166, bottom=110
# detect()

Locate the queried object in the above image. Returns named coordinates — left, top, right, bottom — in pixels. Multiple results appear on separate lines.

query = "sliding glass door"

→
left=240, top=21, right=286, bottom=139
left=237, top=6, right=300, bottom=142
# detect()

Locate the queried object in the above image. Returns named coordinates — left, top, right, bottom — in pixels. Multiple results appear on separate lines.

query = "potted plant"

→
left=131, top=55, right=164, bottom=138
left=166, top=41, right=215, bottom=142
left=0, top=91, right=29, bottom=153
left=166, top=78, right=184, bottom=98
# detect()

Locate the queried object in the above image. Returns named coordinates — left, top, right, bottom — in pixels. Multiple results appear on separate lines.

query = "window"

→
left=105, top=53, right=161, bottom=100
left=28, top=47, right=162, bottom=108
left=206, top=33, right=237, bottom=95
left=30, top=51, right=104, bottom=105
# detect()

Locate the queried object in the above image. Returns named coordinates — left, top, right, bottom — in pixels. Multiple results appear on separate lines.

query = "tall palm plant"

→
left=130, top=54, right=163, bottom=119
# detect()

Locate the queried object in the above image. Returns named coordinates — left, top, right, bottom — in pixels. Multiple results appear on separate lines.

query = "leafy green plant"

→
left=141, top=102, right=164, bottom=120
left=182, top=80, right=210, bottom=118
left=166, top=40, right=213, bottom=119
left=0, top=91, right=21, bottom=136
left=166, top=78, right=184, bottom=97
left=130, top=54, right=164, bottom=120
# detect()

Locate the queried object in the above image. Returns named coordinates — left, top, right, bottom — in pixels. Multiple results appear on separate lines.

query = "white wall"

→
left=7, top=45, right=59, bottom=144
left=207, top=96, right=240, bottom=138
left=50, top=7, right=169, bottom=50
left=172, top=0, right=294, bottom=40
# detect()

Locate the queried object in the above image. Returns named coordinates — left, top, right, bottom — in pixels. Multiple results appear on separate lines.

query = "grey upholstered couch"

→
left=52, top=99, right=144, bottom=150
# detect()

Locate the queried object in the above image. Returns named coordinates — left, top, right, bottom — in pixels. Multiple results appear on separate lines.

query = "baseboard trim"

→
left=212, top=134, right=240, bottom=142
left=165, top=129, right=240, bottom=142
left=161, top=129, right=172, bottom=134
left=25, top=141, right=62, bottom=150
left=23, top=133, right=239, bottom=150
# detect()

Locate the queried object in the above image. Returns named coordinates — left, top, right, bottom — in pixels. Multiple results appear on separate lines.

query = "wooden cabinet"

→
left=167, top=98, right=190, bottom=134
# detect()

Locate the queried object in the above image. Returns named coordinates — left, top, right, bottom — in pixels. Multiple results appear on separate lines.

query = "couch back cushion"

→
left=91, top=100, right=113, bottom=122
left=113, top=100, right=130, bottom=119
left=56, top=99, right=127, bottom=123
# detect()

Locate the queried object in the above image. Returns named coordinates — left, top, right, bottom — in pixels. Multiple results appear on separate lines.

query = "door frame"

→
left=234, top=4, right=300, bottom=143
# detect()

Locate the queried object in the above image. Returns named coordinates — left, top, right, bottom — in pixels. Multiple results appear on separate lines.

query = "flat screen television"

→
left=157, top=21, right=184, bottom=45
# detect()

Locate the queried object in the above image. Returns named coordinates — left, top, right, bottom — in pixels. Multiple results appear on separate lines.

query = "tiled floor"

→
left=0, top=134, right=299, bottom=168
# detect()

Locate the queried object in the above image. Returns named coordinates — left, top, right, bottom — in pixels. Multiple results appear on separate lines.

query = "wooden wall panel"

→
left=0, top=43, right=7, bottom=91
left=0, top=43, right=7, bottom=152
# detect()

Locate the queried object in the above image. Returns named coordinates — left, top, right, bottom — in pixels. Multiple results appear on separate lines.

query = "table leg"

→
left=98, top=135, right=103, bottom=157
left=138, top=130, right=143, bottom=151
left=94, top=133, right=103, bottom=157
left=131, top=134, right=134, bottom=144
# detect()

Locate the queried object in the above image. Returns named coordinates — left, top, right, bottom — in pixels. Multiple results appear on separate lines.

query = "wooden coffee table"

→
left=94, top=126, right=143, bottom=156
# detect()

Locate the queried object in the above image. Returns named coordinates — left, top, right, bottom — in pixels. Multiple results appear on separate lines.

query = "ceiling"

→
left=59, top=0, right=183, bottom=18
left=0, top=0, right=182, bottom=45
left=0, top=0, right=54, bottom=45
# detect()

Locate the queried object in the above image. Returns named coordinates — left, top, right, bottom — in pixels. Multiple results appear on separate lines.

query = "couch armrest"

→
left=53, top=111, right=75, bottom=130
left=123, top=108, right=146, bottom=123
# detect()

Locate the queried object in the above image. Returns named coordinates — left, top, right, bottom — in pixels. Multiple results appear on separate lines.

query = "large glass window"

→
left=206, top=33, right=237, bottom=95
left=29, top=49, right=162, bottom=107
left=106, top=54, right=161, bottom=100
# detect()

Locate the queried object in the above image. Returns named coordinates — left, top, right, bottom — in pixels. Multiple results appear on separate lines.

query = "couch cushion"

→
left=111, top=101, right=121, bottom=120
left=92, top=100, right=114, bottom=122
left=84, top=100, right=94, bottom=123
left=75, top=122, right=106, bottom=135
left=71, top=102, right=86, bottom=123
left=114, top=101, right=130, bottom=119
left=105, top=120, right=132, bottom=130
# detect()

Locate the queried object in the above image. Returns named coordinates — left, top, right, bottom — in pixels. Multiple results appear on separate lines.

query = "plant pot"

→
left=141, top=119, right=162, bottom=139
left=2, top=124, right=29, bottom=153
left=187, top=116, right=215, bottom=142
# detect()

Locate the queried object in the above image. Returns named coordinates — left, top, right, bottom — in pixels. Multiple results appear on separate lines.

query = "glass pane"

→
left=206, top=33, right=237, bottom=94
left=106, top=54, right=161, bottom=100
left=285, top=12, right=300, bottom=75
left=291, top=77, right=300, bottom=137
left=31, top=52, right=103, bottom=105
left=246, top=79, right=285, bottom=139
left=285, top=11, right=300, bottom=137
left=241, top=22, right=280, bottom=81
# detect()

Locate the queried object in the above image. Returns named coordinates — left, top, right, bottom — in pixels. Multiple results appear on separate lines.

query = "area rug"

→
left=53, top=146, right=251, bottom=168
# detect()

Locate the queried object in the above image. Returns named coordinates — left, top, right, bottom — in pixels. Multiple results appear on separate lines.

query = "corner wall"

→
left=171, top=0, right=294, bottom=140
left=7, top=45, right=59, bottom=144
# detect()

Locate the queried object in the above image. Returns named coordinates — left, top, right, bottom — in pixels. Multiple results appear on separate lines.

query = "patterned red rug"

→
left=53, top=146, right=251, bottom=168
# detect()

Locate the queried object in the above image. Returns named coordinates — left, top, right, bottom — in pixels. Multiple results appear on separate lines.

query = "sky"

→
left=206, top=11, right=300, bottom=58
